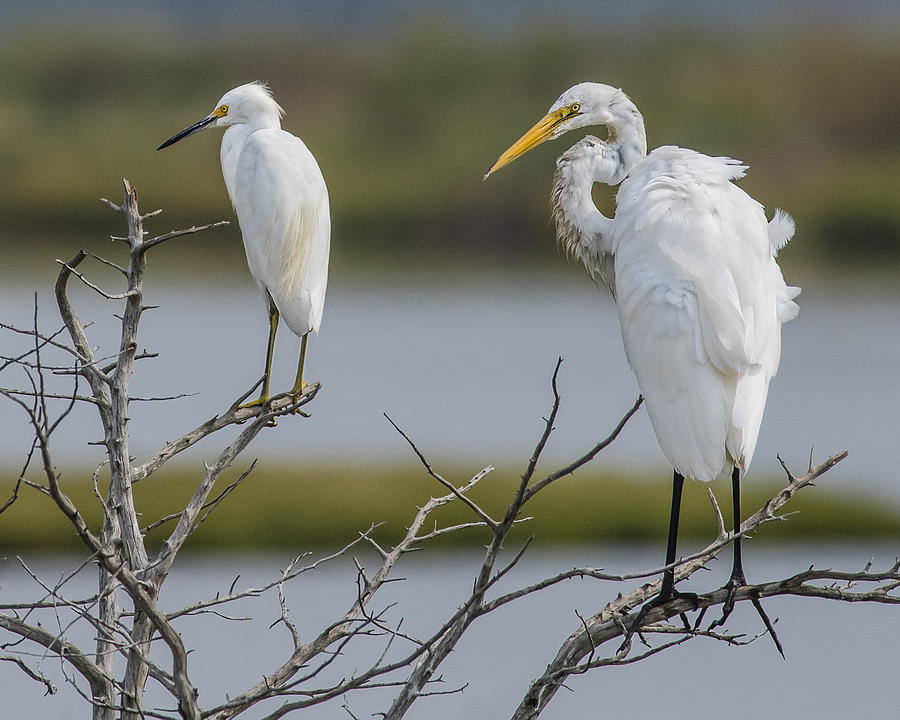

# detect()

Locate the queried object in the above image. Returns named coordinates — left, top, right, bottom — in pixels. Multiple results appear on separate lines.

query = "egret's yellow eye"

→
left=216, top=104, right=229, bottom=117
left=570, top=102, right=581, bottom=113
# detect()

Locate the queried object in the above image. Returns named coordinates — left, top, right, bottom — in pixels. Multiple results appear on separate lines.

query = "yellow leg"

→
left=289, top=333, right=309, bottom=400
left=240, top=299, right=279, bottom=408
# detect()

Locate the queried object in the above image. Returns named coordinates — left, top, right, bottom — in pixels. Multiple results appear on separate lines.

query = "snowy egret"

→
left=486, top=82, right=799, bottom=650
left=158, top=82, right=330, bottom=406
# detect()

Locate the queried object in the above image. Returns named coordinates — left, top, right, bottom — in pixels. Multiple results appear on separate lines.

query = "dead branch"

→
left=507, top=451, right=855, bottom=720
left=0, top=613, right=114, bottom=705
left=0, top=654, right=57, bottom=696
left=3, top=182, right=896, bottom=720
left=132, top=383, right=320, bottom=484
left=203, top=461, right=499, bottom=720
left=378, top=376, right=645, bottom=720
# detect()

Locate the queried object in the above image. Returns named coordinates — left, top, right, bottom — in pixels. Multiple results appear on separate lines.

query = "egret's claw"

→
left=289, top=381, right=309, bottom=413
left=618, top=587, right=699, bottom=654
left=707, top=570, right=784, bottom=657
left=238, top=394, right=270, bottom=410
left=750, top=596, right=785, bottom=658
left=709, top=571, right=746, bottom=631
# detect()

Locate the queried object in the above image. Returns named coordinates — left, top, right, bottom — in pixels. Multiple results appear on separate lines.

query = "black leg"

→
left=659, top=470, right=686, bottom=596
left=709, top=466, right=785, bottom=657
left=710, top=466, right=744, bottom=627
left=618, top=470, right=697, bottom=653
left=722, top=466, right=747, bottom=614
left=731, top=465, right=743, bottom=576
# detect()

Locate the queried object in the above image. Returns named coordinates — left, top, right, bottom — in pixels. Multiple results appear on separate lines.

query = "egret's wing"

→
left=613, top=147, right=798, bottom=478
left=230, top=129, right=330, bottom=335
left=614, top=273, right=731, bottom=481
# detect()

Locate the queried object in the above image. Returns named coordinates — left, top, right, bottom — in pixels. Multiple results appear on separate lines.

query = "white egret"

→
left=158, top=82, right=330, bottom=407
left=485, top=82, right=799, bottom=651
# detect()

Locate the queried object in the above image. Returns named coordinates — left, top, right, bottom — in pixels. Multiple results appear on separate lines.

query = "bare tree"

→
left=1, top=181, right=898, bottom=719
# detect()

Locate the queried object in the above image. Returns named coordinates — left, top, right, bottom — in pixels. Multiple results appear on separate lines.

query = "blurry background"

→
left=1, top=2, right=899, bottom=718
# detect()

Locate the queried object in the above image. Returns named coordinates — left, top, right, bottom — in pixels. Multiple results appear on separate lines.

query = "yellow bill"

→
left=484, top=107, right=574, bottom=179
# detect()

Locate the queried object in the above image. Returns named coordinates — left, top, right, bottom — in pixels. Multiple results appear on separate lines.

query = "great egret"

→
left=485, top=82, right=799, bottom=651
left=158, top=82, right=330, bottom=407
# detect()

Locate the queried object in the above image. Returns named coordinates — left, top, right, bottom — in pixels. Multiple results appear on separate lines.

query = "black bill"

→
left=157, top=114, right=218, bottom=150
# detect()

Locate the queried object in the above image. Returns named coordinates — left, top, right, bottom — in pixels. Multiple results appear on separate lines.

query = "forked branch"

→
left=3, top=185, right=896, bottom=720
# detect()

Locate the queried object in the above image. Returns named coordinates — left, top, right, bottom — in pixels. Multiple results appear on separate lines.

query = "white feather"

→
left=217, top=87, right=330, bottom=337
left=542, top=87, right=798, bottom=483
left=613, top=146, right=796, bottom=478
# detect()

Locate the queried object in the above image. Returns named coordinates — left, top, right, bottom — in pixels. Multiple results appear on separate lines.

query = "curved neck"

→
left=605, top=95, right=647, bottom=185
left=552, top=158, right=617, bottom=292
left=551, top=147, right=617, bottom=289
left=550, top=100, right=646, bottom=291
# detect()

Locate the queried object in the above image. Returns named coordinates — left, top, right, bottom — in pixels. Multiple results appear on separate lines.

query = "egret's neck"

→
left=605, top=95, right=647, bottom=185
left=236, top=110, right=282, bottom=134
left=219, top=114, right=281, bottom=201
left=551, top=148, right=616, bottom=290
left=550, top=100, right=646, bottom=292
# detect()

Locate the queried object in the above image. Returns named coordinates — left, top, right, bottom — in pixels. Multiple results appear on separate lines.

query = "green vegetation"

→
left=0, top=21, right=898, bottom=282
left=2, top=463, right=898, bottom=553
left=1, top=20, right=898, bottom=554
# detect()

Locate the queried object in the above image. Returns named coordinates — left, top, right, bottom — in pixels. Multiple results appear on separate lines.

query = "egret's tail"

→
left=767, top=209, right=795, bottom=253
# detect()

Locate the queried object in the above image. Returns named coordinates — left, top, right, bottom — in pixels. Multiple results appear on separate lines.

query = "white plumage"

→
left=487, top=84, right=798, bottom=483
left=485, top=82, right=798, bottom=648
left=612, top=145, right=799, bottom=481
left=217, top=85, right=329, bottom=336
left=159, top=82, right=330, bottom=405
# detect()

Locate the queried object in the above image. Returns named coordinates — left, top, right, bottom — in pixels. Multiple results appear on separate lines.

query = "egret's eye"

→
left=218, top=104, right=229, bottom=116
left=570, top=102, right=581, bottom=113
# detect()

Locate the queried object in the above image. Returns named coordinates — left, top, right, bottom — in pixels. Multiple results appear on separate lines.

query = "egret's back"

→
left=221, top=126, right=330, bottom=336
left=612, top=147, right=799, bottom=481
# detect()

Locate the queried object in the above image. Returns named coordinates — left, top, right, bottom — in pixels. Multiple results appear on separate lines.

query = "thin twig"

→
left=385, top=413, right=499, bottom=531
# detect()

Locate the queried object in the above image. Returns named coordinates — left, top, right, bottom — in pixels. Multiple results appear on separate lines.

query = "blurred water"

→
left=2, top=544, right=898, bottom=719
left=1, top=274, right=897, bottom=504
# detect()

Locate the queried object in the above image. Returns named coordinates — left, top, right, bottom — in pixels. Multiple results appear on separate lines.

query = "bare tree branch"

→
left=55, top=258, right=136, bottom=300
left=523, top=393, right=643, bottom=502
left=509, top=450, right=852, bottom=720
left=3, top=181, right=895, bottom=720
left=0, top=654, right=57, bottom=695
left=132, top=384, right=319, bottom=484
left=142, top=221, right=229, bottom=251
left=385, top=413, right=499, bottom=530
left=0, top=613, right=113, bottom=704
left=54, top=250, right=112, bottom=399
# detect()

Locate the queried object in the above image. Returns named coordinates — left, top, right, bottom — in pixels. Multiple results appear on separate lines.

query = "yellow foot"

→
left=290, top=382, right=309, bottom=413
left=238, top=394, right=270, bottom=410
